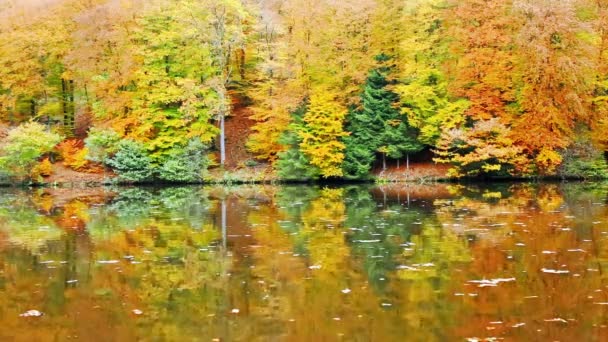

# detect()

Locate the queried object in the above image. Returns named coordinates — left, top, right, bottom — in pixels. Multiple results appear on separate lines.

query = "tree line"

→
left=1, top=0, right=607, bottom=182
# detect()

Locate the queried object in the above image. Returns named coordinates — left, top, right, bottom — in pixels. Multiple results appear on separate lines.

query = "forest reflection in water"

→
left=1, top=183, right=608, bottom=341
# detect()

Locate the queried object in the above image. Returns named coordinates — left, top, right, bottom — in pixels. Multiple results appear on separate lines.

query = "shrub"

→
left=0, top=122, right=62, bottom=180
left=56, top=139, right=90, bottom=171
left=244, top=159, right=259, bottom=167
left=84, top=128, right=120, bottom=165
left=56, top=139, right=83, bottom=161
left=157, top=139, right=210, bottom=183
left=31, top=158, right=54, bottom=179
left=106, top=140, right=154, bottom=182
left=69, top=148, right=91, bottom=171
left=558, top=136, right=608, bottom=179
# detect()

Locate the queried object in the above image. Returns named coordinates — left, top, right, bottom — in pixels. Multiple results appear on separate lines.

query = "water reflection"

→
left=0, top=183, right=608, bottom=340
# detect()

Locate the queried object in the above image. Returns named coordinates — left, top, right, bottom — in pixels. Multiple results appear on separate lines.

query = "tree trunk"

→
left=406, top=154, right=410, bottom=171
left=62, top=78, right=75, bottom=137
left=382, top=153, right=386, bottom=171
left=30, top=99, right=36, bottom=117
left=220, top=113, right=226, bottom=167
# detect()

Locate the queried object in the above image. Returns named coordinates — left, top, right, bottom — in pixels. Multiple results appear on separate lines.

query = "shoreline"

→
left=2, top=174, right=606, bottom=188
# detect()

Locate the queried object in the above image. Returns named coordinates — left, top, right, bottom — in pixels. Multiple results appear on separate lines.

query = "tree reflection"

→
left=0, top=183, right=608, bottom=340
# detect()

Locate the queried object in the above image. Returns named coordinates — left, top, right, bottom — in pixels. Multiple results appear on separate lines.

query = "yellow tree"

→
left=248, top=0, right=375, bottom=162
left=299, top=89, right=348, bottom=178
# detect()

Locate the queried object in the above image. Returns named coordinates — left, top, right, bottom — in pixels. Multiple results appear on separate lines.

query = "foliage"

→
left=276, top=104, right=321, bottom=181
left=511, top=0, right=595, bottom=171
left=298, top=90, right=348, bottom=178
left=84, top=128, right=121, bottom=165
left=558, top=134, right=608, bottom=179
left=56, top=139, right=90, bottom=171
left=343, top=55, right=422, bottom=179
left=106, top=140, right=154, bottom=182
left=157, top=139, right=210, bottom=183
left=434, top=119, right=522, bottom=177
left=2, top=0, right=608, bottom=180
left=0, top=122, right=62, bottom=180
left=31, top=158, right=54, bottom=179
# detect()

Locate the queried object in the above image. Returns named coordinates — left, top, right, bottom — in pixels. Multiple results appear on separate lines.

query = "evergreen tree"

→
left=276, top=103, right=321, bottom=181
left=343, top=54, right=422, bottom=179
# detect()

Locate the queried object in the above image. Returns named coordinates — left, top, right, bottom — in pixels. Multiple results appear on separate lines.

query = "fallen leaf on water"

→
left=20, top=310, right=43, bottom=317
left=541, top=268, right=569, bottom=274
left=544, top=318, right=568, bottom=323
left=468, top=278, right=516, bottom=288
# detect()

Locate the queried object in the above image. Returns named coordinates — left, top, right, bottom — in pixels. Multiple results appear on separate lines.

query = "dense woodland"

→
left=1, top=0, right=608, bottom=183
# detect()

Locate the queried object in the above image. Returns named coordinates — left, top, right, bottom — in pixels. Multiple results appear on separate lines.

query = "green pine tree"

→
left=276, top=103, right=321, bottom=181
left=343, top=54, right=422, bottom=179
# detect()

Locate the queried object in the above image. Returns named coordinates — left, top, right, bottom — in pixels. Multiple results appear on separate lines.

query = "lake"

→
left=0, top=183, right=607, bottom=341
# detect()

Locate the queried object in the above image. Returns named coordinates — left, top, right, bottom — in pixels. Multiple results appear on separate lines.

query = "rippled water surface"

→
left=2, top=183, right=608, bottom=341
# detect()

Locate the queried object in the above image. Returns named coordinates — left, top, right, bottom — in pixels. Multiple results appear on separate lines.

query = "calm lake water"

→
left=1, top=183, right=608, bottom=341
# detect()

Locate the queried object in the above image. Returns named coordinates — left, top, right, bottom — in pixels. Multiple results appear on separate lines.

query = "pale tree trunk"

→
left=382, top=153, right=386, bottom=171
left=216, top=86, right=227, bottom=167
left=220, top=113, right=226, bottom=167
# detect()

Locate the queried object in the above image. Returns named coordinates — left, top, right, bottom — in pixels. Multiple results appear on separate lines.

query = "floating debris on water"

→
left=20, top=310, right=43, bottom=317
left=468, top=278, right=516, bottom=288
left=132, top=309, right=143, bottom=315
left=541, top=268, right=569, bottom=274
left=544, top=318, right=568, bottom=323
left=341, top=288, right=351, bottom=294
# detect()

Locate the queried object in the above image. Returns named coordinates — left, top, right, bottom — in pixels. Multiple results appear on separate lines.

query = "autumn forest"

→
left=1, top=0, right=608, bottom=183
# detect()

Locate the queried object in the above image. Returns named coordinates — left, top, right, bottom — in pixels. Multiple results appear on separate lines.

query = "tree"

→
left=0, top=122, right=62, bottom=180
left=591, top=0, right=608, bottom=150
left=395, top=0, right=469, bottom=146
left=158, top=139, right=211, bottom=183
left=247, top=0, right=376, bottom=163
left=184, top=0, right=248, bottom=168
left=433, top=118, right=523, bottom=177
left=275, top=103, right=321, bottom=181
left=343, top=55, right=422, bottom=179
left=106, top=139, right=154, bottom=182
left=299, top=89, right=348, bottom=178
left=447, top=0, right=519, bottom=122
left=512, top=0, right=595, bottom=173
